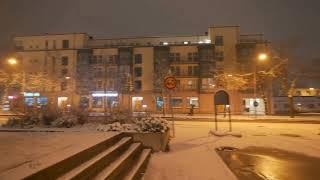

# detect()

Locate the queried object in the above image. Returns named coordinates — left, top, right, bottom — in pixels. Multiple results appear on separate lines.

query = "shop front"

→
left=243, top=98, right=266, bottom=115
left=89, top=91, right=119, bottom=112
left=23, top=92, right=48, bottom=110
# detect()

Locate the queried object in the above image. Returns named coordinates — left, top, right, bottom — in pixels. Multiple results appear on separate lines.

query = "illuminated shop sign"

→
left=23, top=92, right=40, bottom=97
left=91, top=91, right=118, bottom=97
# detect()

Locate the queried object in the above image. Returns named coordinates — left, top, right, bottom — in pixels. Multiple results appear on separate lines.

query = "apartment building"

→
left=12, top=26, right=271, bottom=114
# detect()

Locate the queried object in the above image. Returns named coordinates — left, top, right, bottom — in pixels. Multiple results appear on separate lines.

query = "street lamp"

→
left=253, top=53, right=268, bottom=117
left=258, top=53, right=268, bottom=61
left=7, top=58, right=18, bottom=65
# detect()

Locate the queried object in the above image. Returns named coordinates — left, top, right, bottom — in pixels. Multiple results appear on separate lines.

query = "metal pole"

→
left=253, top=62, right=257, bottom=118
left=214, top=105, right=218, bottom=131
left=104, top=60, right=107, bottom=115
left=169, top=91, right=175, bottom=137
left=228, top=105, right=232, bottom=132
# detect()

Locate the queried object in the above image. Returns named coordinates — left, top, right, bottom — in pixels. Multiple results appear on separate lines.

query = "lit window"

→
left=92, top=97, right=103, bottom=108
left=187, top=97, right=199, bottom=107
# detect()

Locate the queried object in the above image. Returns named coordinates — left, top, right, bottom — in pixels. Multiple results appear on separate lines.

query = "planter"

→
left=124, top=130, right=170, bottom=152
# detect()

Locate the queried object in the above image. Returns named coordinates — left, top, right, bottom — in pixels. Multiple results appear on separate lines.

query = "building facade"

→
left=12, top=26, right=271, bottom=114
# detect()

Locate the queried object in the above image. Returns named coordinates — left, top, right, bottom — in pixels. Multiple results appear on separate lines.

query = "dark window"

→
left=90, top=56, right=97, bottom=64
left=134, top=67, right=142, bottom=77
left=62, top=40, right=69, bottom=49
left=61, top=82, right=67, bottom=91
left=188, top=53, right=192, bottom=61
left=134, top=80, right=142, bottom=90
left=176, top=53, right=180, bottom=61
left=134, top=54, right=142, bottom=64
left=169, top=53, right=180, bottom=61
left=45, top=40, right=48, bottom=49
left=193, top=53, right=199, bottom=61
left=215, top=36, right=224, bottom=46
left=52, top=57, right=56, bottom=73
left=61, top=69, right=68, bottom=76
left=175, top=66, right=180, bottom=76
left=61, top=56, right=68, bottom=65
left=215, top=51, right=224, bottom=61
left=188, top=66, right=193, bottom=76
left=97, top=56, right=103, bottom=64
left=193, top=66, right=199, bottom=76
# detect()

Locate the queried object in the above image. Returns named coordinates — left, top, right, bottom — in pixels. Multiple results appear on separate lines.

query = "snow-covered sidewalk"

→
left=152, top=113, right=320, bottom=122
left=144, top=121, right=320, bottom=180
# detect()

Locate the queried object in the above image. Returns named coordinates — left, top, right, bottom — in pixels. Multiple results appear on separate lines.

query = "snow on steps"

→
left=23, top=133, right=152, bottom=180
left=124, top=149, right=152, bottom=180
left=57, top=137, right=132, bottom=180
left=94, top=142, right=143, bottom=180
left=24, top=133, right=126, bottom=180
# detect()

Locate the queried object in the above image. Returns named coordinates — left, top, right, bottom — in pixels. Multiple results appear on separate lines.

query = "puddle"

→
left=217, top=146, right=320, bottom=180
left=279, top=133, right=302, bottom=138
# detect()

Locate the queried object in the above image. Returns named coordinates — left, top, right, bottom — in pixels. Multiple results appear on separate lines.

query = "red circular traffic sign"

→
left=164, top=76, right=177, bottom=90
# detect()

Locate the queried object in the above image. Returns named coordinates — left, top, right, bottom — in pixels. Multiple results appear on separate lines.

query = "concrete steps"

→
left=23, top=133, right=152, bottom=180
left=124, top=149, right=152, bottom=180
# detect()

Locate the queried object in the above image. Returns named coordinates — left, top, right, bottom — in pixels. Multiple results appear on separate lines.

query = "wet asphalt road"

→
left=217, top=147, right=320, bottom=180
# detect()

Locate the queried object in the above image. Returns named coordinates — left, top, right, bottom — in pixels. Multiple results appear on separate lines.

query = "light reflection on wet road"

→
left=217, top=147, right=320, bottom=180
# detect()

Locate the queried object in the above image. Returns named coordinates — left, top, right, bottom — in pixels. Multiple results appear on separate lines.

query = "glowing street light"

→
left=7, top=58, right=18, bottom=65
left=258, top=53, right=268, bottom=61
left=309, top=88, right=315, bottom=90
left=227, top=74, right=233, bottom=77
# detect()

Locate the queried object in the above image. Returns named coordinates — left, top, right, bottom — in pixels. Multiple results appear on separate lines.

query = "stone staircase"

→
left=24, top=133, right=152, bottom=180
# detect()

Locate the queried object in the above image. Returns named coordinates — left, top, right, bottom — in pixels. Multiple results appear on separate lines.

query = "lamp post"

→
left=253, top=53, right=268, bottom=117
left=6, top=57, right=26, bottom=112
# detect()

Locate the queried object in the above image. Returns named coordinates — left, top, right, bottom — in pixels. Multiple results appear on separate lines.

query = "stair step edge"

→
left=58, top=137, right=132, bottom=180
left=94, top=142, right=142, bottom=180
left=124, top=149, right=152, bottom=180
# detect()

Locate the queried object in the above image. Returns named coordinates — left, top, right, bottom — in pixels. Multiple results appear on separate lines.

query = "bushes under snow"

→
left=97, top=117, right=169, bottom=133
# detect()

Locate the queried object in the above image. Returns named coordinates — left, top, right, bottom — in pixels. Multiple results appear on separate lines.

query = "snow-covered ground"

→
left=153, top=113, right=320, bottom=121
left=0, top=131, right=118, bottom=179
left=144, top=121, right=320, bottom=180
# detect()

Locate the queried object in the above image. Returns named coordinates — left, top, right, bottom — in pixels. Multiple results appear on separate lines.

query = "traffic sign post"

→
left=164, top=76, right=177, bottom=137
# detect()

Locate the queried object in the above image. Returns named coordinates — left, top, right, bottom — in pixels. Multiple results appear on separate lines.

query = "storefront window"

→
left=132, top=97, right=143, bottom=112
left=187, top=97, right=199, bottom=107
left=25, top=97, right=34, bottom=106
left=37, top=97, right=48, bottom=106
left=171, top=97, right=183, bottom=108
left=156, top=96, right=164, bottom=111
left=107, top=97, right=118, bottom=108
left=92, top=97, right=103, bottom=108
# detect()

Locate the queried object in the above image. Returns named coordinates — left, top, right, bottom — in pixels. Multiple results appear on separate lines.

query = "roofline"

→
left=240, top=33, right=264, bottom=36
left=14, top=32, right=88, bottom=38
left=91, top=34, right=208, bottom=41
left=208, top=25, right=240, bottom=28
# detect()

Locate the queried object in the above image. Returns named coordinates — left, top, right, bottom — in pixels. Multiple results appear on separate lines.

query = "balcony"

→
left=169, top=59, right=199, bottom=65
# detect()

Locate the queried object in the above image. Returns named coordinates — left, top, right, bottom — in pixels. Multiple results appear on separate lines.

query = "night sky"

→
left=1, top=0, right=320, bottom=67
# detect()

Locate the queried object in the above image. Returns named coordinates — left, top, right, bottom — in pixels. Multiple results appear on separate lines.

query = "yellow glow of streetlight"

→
left=258, top=53, right=268, bottom=61
left=7, top=58, right=18, bottom=65
left=227, top=74, right=233, bottom=77
left=309, top=88, right=315, bottom=91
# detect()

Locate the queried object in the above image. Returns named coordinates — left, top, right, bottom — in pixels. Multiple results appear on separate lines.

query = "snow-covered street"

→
left=144, top=121, right=320, bottom=180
